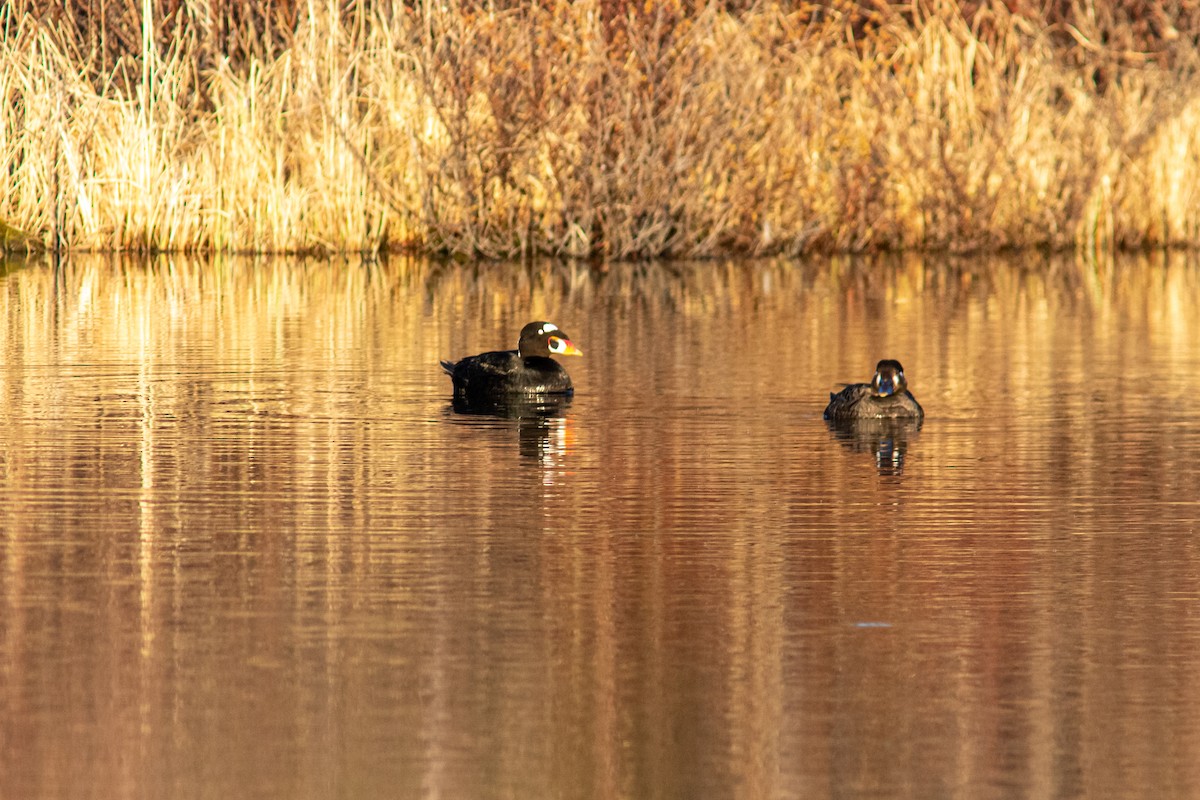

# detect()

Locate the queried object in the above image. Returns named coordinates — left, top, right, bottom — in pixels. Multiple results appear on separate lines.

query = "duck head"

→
left=870, top=359, right=909, bottom=397
left=518, top=321, right=583, bottom=359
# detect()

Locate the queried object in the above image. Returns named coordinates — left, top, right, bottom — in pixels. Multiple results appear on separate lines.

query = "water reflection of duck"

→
left=826, top=417, right=921, bottom=475
left=440, top=321, right=583, bottom=402
left=447, top=395, right=574, bottom=467
left=823, top=359, right=924, bottom=421
left=449, top=393, right=573, bottom=419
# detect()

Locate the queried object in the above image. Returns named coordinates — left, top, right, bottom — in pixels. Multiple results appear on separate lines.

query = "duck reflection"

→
left=825, top=416, right=922, bottom=475
left=450, top=395, right=574, bottom=472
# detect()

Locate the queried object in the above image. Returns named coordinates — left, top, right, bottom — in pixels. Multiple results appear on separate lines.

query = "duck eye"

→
left=548, top=337, right=563, bottom=352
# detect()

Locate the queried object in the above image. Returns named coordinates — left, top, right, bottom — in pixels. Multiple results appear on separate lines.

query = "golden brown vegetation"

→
left=3, top=0, right=1200, bottom=257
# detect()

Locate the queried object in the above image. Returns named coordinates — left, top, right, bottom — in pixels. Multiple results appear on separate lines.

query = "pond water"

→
left=2, top=251, right=1199, bottom=799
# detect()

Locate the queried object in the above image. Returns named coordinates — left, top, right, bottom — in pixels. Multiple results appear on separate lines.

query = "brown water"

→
left=2, top=252, right=1200, bottom=800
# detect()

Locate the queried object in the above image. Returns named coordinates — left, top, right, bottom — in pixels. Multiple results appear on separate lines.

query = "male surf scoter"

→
left=440, top=321, right=582, bottom=402
left=823, top=359, right=924, bottom=421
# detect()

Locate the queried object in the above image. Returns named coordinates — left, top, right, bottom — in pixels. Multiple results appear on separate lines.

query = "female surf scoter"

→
left=823, top=359, right=924, bottom=421
left=440, top=321, right=582, bottom=401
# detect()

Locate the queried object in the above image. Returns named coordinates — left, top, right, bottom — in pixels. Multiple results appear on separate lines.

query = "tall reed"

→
left=2, top=0, right=1200, bottom=257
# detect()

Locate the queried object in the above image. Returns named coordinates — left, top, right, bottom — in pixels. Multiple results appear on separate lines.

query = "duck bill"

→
left=559, top=340, right=583, bottom=356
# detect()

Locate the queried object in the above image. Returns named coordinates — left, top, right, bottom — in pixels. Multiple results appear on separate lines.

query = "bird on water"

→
left=823, top=359, right=924, bottom=421
left=440, top=321, right=583, bottom=402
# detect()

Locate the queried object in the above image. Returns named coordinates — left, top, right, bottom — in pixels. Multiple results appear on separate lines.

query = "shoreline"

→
left=4, top=1, right=1200, bottom=258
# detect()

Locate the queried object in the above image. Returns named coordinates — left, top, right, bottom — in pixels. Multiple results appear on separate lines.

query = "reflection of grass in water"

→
left=5, top=249, right=1197, bottom=380
left=0, top=250, right=1196, bottom=452
left=2, top=250, right=1198, bottom=554
left=5, top=251, right=1197, bottom=419
left=2, top=1, right=1200, bottom=257
left=0, top=255, right=435, bottom=381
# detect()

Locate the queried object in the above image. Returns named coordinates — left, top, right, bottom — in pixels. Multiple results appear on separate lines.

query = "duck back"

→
left=442, top=350, right=573, bottom=401
left=824, top=383, right=924, bottom=421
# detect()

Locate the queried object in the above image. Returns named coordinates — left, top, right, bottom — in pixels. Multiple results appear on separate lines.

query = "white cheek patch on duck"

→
left=548, top=337, right=566, bottom=353
left=538, top=323, right=559, bottom=335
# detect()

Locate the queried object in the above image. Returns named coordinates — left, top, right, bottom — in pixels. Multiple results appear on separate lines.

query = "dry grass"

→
left=2, top=0, right=1200, bottom=258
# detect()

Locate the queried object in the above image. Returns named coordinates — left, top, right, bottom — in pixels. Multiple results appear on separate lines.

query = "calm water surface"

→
left=2, top=252, right=1200, bottom=799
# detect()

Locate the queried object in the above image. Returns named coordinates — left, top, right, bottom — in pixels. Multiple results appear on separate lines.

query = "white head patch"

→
left=538, top=323, right=559, bottom=334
